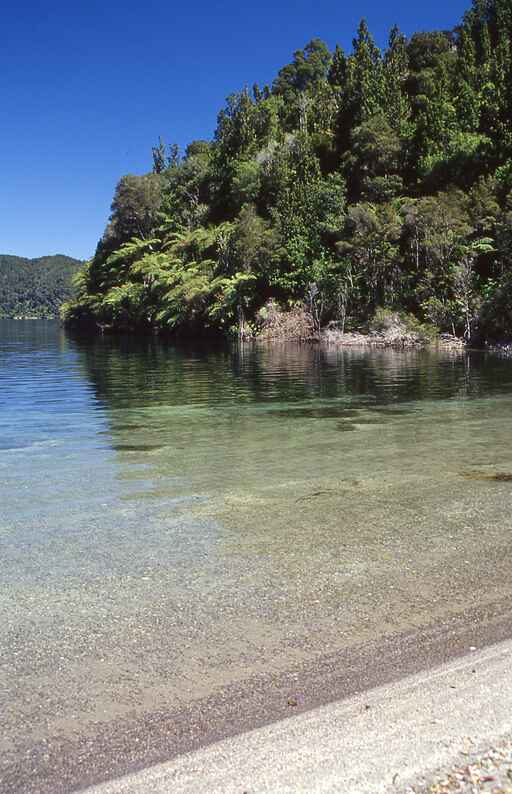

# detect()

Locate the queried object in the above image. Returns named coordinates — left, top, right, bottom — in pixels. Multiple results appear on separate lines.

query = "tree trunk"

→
left=238, top=301, right=246, bottom=340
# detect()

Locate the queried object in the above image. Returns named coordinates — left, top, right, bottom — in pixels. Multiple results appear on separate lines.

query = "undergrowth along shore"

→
left=70, top=302, right=512, bottom=352
left=254, top=304, right=467, bottom=349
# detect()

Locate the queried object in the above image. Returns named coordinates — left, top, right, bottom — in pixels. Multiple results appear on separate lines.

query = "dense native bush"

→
left=0, top=255, right=81, bottom=318
left=63, top=0, right=512, bottom=341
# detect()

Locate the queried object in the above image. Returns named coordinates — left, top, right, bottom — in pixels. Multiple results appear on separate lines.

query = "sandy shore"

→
left=86, top=639, right=512, bottom=793
left=4, top=596, right=512, bottom=794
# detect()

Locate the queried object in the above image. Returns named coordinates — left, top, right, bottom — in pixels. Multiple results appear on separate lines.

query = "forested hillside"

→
left=64, top=0, right=512, bottom=340
left=0, top=255, right=82, bottom=318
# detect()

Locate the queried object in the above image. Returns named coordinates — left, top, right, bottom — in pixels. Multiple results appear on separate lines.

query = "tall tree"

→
left=383, top=26, right=411, bottom=136
left=454, top=25, right=480, bottom=131
left=335, top=20, right=384, bottom=156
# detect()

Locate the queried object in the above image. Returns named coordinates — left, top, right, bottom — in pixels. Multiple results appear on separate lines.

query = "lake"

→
left=2, top=319, right=512, bottom=792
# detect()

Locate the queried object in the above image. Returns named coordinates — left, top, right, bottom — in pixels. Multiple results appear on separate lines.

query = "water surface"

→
left=2, top=319, right=512, bottom=790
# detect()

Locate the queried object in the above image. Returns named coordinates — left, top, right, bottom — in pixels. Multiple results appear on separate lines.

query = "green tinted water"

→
left=2, top=320, right=512, bottom=785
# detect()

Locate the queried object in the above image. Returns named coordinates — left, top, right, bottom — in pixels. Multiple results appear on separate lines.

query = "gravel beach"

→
left=86, top=639, right=512, bottom=794
left=415, top=742, right=512, bottom=794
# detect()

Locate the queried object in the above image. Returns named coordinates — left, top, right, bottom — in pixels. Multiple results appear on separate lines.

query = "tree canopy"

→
left=63, top=0, right=512, bottom=341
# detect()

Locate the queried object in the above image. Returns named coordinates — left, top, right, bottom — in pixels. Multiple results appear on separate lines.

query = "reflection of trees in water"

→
left=65, top=331, right=512, bottom=496
left=0, top=318, right=70, bottom=355
left=69, top=331, right=233, bottom=410
left=239, top=342, right=509, bottom=405
left=69, top=330, right=512, bottom=419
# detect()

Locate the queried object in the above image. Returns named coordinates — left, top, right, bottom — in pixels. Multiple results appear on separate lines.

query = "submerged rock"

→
left=462, top=471, right=512, bottom=482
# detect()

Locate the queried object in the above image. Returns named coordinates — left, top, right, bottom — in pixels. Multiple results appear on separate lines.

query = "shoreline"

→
left=58, top=313, right=512, bottom=354
left=85, top=638, right=512, bottom=794
left=6, top=595, right=512, bottom=794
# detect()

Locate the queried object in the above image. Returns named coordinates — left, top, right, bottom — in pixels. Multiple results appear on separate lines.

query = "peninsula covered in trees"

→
left=63, top=0, right=512, bottom=342
left=1, top=255, right=81, bottom=319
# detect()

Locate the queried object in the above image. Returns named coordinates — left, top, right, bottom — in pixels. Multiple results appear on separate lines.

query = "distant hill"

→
left=0, top=254, right=83, bottom=318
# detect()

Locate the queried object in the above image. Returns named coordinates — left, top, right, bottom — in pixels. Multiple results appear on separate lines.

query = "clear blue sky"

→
left=1, top=0, right=470, bottom=260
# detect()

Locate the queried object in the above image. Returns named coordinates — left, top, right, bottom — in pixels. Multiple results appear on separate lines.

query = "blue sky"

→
left=1, top=0, right=470, bottom=260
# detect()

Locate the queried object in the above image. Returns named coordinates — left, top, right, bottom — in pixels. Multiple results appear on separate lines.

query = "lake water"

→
left=3, top=319, right=512, bottom=791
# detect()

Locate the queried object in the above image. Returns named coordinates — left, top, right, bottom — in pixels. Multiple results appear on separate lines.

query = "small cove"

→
left=2, top=319, right=512, bottom=792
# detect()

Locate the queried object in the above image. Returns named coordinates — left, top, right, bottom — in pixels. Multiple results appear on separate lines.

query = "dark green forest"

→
left=63, top=0, right=512, bottom=341
left=1, top=255, right=81, bottom=318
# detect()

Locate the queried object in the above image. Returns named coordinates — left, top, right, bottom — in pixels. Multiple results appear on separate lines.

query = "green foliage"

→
left=344, top=115, right=403, bottom=201
left=369, top=307, right=439, bottom=341
left=0, top=255, right=82, bottom=318
left=66, top=0, right=512, bottom=341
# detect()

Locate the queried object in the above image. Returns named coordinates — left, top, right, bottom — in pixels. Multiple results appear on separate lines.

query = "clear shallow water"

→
left=2, top=320, right=512, bottom=786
